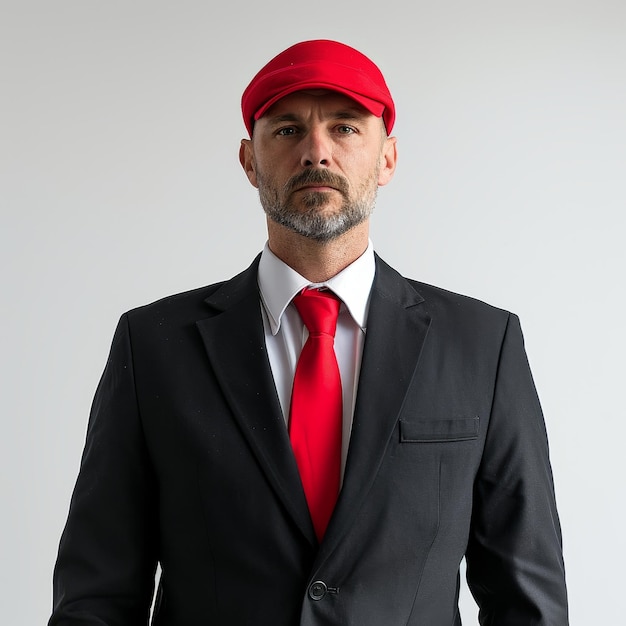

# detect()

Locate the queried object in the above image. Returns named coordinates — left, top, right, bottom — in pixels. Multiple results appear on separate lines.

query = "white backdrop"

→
left=2, top=1, right=625, bottom=624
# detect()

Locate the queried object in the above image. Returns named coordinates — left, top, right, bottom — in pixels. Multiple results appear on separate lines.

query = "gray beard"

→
left=257, top=169, right=378, bottom=243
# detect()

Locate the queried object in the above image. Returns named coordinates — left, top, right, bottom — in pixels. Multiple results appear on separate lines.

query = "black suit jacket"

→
left=50, top=255, right=568, bottom=625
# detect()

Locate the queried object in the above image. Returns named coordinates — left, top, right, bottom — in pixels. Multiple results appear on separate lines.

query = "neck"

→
left=267, top=219, right=370, bottom=283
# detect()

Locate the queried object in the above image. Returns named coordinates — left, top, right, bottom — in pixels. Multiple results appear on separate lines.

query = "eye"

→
left=336, top=125, right=357, bottom=135
left=276, top=126, right=298, bottom=136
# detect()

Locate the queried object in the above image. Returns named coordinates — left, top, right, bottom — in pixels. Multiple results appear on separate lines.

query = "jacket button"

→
left=308, top=580, right=328, bottom=601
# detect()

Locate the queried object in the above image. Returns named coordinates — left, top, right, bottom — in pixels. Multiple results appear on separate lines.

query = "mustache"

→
left=285, top=169, right=349, bottom=195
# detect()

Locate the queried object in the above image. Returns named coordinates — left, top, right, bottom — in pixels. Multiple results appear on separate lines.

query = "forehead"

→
left=260, top=90, right=374, bottom=122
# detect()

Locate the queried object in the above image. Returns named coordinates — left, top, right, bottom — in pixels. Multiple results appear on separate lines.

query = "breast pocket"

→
left=399, top=417, right=480, bottom=443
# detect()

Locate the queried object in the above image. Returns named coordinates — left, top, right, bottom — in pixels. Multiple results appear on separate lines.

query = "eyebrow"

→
left=265, top=109, right=369, bottom=125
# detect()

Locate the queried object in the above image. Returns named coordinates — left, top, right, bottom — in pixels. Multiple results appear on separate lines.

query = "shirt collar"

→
left=258, top=240, right=376, bottom=335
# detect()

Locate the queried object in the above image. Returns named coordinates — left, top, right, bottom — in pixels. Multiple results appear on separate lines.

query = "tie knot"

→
left=293, top=288, right=341, bottom=337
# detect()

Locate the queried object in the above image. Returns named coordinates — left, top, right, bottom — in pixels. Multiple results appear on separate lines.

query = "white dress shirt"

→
left=257, top=240, right=376, bottom=478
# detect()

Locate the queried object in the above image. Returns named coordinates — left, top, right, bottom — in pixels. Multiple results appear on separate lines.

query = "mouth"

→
left=286, top=170, right=349, bottom=197
left=296, top=184, right=338, bottom=193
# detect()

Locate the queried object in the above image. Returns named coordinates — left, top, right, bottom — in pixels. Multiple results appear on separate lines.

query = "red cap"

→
left=241, top=39, right=395, bottom=136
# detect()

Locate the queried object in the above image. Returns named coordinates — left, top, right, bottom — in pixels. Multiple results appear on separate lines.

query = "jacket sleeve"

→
left=49, top=314, right=158, bottom=626
left=465, top=313, right=569, bottom=625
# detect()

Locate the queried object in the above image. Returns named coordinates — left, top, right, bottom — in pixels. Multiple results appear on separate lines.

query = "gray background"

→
left=2, top=1, right=625, bottom=624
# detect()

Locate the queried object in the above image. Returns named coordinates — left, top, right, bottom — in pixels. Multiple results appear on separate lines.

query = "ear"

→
left=378, top=135, right=397, bottom=187
left=239, top=139, right=259, bottom=188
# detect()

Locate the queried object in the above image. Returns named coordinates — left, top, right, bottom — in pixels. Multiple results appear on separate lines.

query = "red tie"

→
left=289, top=288, right=342, bottom=542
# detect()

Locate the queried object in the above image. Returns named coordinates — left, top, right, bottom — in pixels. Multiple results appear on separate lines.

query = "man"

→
left=49, top=40, right=569, bottom=625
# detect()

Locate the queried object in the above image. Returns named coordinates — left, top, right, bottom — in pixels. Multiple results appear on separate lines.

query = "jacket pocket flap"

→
left=400, top=417, right=480, bottom=442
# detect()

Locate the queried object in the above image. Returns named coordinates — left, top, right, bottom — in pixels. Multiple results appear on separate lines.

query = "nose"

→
left=300, top=128, right=332, bottom=167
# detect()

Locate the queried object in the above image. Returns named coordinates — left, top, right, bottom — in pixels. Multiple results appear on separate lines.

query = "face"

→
left=240, top=91, right=397, bottom=243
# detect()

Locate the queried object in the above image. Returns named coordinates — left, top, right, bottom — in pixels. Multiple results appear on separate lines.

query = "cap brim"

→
left=253, top=83, right=386, bottom=123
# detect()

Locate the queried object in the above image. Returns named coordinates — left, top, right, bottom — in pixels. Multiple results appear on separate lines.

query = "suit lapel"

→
left=316, top=255, right=432, bottom=562
left=196, top=258, right=316, bottom=545
left=195, top=254, right=431, bottom=556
